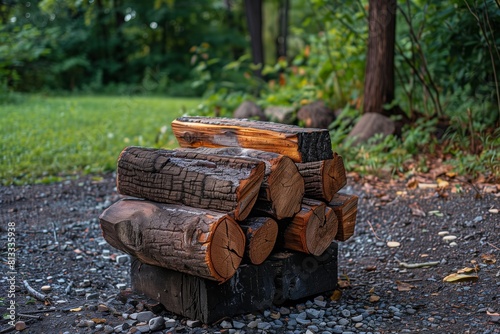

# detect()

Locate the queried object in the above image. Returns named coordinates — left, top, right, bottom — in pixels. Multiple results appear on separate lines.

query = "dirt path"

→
left=0, top=173, right=499, bottom=333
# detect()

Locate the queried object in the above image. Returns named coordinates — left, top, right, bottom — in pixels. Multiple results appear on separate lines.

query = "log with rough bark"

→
left=171, top=116, right=333, bottom=163
left=280, top=198, right=338, bottom=256
left=295, top=152, right=347, bottom=202
left=240, top=217, right=279, bottom=265
left=116, top=146, right=265, bottom=221
left=329, top=193, right=359, bottom=241
left=177, top=147, right=304, bottom=219
left=99, top=199, right=246, bottom=282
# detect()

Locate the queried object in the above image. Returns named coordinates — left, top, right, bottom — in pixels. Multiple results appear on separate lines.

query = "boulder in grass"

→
left=233, top=101, right=266, bottom=121
left=264, top=106, right=296, bottom=124
left=297, top=100, right=335, bottom=129
left=347, top=112, right=395, bottom=145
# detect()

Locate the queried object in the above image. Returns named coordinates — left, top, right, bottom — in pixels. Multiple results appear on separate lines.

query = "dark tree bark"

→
left=363, top=0, right=397, bottom=115
left=276, top=0, right=289, bottom=61
left=244, top=0, right=264, bottom=78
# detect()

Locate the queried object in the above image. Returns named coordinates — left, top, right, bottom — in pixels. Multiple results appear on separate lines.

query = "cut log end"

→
left=241, top=217, right=279, bottom=265
left=208, top=217, right=246, bottom=282
left=267, top=157, right=304, bottom=219
left=284, top=199, right=334, bottom=256
left=303, top=203, right=330, bottom=256
left=325, top=153, right=347, bottom=198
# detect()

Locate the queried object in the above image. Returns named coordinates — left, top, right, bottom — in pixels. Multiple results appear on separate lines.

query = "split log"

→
left=171, top=116, right=333, bottom=163
left=99, top=199, right=246, bottom=282
left=328, top=193, right=359, bottom=241
left=295, top=152, right=347, bottom=202
left=177, top=147, right=304, bottom=219
left=324, top=206, right=339, bottom=242
left=240, top=217, right=279, bottom=265
left=116, top=146, right=265, bottom=221
left=281, top=198, right=338, bottom=256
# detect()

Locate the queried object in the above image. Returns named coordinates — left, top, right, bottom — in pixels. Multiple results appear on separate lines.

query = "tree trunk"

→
left=240, top=217, right=279, bottom=265
left=329, top=193, right=359, bottom=241
left=99, top=199, right=246, bottom=282
left=363, top=0, right=397, bottom=115
left=276, top=0, right=289, bottom=61
left=295, top=152, right=347, bottom=202
left=116, top=146, right=265, bottom=221
left=244, top=0, right=264, bottom=78
left=280, top=198, right=338, bottom=256
left=177, top=147, right=304, bottom=219
left=171, top=116, right=333, bottom=163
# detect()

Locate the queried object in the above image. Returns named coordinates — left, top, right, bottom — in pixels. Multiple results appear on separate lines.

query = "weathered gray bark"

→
left=116, top=146, right=265, bottom=221
left=295, top=153, right=346, bottom=202
left=177, top=147, right=304, bottom=219
left=99, top=199, right=246, bottom=282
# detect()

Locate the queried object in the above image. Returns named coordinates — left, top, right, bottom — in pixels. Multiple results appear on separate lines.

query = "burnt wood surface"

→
left=176, top=147, right=304, bottom=219
left=116, top=146, right=265, bottom=221
left=295, top=152, right=347, bottom=202
left=171, top=116, right=333, bottom=163
left=99, top=199, right=246, bottom=282
left=329, top=192, right=359, bottom=241
left=130, top=243, right=338, bottom=323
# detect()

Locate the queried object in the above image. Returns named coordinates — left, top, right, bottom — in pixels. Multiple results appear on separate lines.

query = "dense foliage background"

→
left=1, top=0, right=499, bottom=180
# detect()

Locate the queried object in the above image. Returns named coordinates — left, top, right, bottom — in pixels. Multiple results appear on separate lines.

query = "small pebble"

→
left=443, top=235, right=457, bottom=241
left=41, top=285, right=52, bottom=292
left=15, top=321, right=27, bottom=331
left=387, top=241, right=401, bottom=248
left=186, top=319, right=202, bottom=328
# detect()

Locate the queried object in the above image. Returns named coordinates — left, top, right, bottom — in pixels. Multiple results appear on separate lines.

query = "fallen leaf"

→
left=457, top=266, right=480, bottom=274
left=446, top=171, right=457, bottom=178
left=369, top=295, right=380, bottom=302
left=409, top=203, right=426, bottom=217
left=443, top=273, right=479, bottom=283
left=481, top=253, right=497, bottom=264
left=91, top=318, right=107, bottom=324
left=406, top=178, right=418, bottom=189
left=395, top=280, right=415, bottom=292
left=437, top=178, right=449, bottom=188
left=429, top=165, right=453, bottom=179
left=330, top=289, right=342, bottom=301
left=337, top=279, right=351, bottom=289
left=70, top=307, right=82, bottom=312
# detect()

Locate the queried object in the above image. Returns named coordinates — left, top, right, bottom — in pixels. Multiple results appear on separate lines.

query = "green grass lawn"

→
left=0, top=95, right=201, bottom=185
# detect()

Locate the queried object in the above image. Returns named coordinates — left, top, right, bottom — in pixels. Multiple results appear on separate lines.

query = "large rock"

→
left=233, top=101, right=266, bottom=120
left=297, top=100, right=335, bottom=129
left=264, top=106, right=296, bottom=124
left=347, top=112, right=395, bottom=145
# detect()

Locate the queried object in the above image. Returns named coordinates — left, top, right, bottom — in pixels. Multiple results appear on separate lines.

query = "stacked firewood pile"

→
left=99, top=117, right=358, bottom=285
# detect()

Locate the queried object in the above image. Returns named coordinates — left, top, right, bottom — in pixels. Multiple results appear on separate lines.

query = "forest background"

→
left=1, top=0, right=499, bottom=184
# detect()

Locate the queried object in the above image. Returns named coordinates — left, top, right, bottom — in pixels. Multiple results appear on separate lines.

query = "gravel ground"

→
left=0, top=172, right=499, bottom=334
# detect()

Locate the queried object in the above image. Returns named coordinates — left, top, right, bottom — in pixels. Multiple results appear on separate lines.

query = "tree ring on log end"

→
left=207, top=217, right=246, bottom=282
left=248, top=219, right=279, bottom=265
left=305, top=207, right=329, bottom=256
left=268, top=156, right=304, bottom=219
